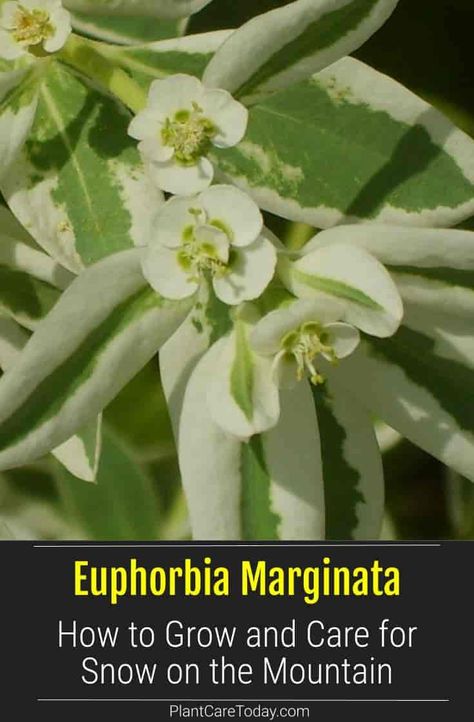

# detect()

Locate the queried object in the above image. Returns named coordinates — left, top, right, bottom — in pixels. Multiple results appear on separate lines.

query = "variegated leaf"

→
left=64, top=0, right=214, bottom=18
left=0, top=315, right=101, bottom=482
left=1, top=61, right=163, bottom=272
left=313, top=376, right=384, bottom=539
left=100, top=31, right=231, bottom=90
left=0, top=67, right=40, bottom=178
left=0, top=223, right=73, bottom=291
left=179, top=341, right=325, bottom=540
left=333, top=335, right=474, bottom=483
left=309, top=225, right=474, bottom=319
left=212, top=58, right=474, bottom=229
left=71, top=13, right=186, bottom=45
left=311, top=225, right=474, bottom=481
left=203, top=0, right=399, bottom=103
left=0, top=250, right=192, bottom=471
left=0, top=206, right=73, bottom=329
left=160, top=283, right=231, bottom=435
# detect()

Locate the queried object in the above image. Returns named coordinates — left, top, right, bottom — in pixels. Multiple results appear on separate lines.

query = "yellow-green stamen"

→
left=12, top=7, right=53, bottom=47
left=282, top=322, right=337, bottom=385
left=161, top=103, right=215, bottom=165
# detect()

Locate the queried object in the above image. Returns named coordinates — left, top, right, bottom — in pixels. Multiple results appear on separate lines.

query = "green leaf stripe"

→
left=236, top=0, right=381, bottom=100
left=292, top=269, right=382, bottom=309
left=241, top=436, right=281, bottom=541
left=0, top=287, right=159, bottom=454
left=313, top=386, right=364, bottom=539
left=230, top=321, right=255, bottom=421
left=212, top=57, right=474, bottom=228
left=388, top=266, right=474, bottom=290
left=369, top=326, right=473, bottom=433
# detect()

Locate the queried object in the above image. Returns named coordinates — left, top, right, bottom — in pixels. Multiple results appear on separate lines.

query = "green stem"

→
left=59, top=34, right=147, bottom=114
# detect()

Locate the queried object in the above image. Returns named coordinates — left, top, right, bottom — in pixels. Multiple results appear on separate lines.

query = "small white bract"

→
left=142, top=184, right=277, bottom=306
left=128, top=74, right=248, bottom=195
left=0, top=0, right=71, bottom=60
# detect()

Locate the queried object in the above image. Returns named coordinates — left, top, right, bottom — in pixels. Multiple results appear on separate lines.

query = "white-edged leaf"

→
left=100, top=30, right=232, bottom=89
left=160, top=283, right=231, bottom=435
left=286, top=241, right=403, bottom=337
left=71, top=13, right=187, bottom=45
left=64, top=0, right=213, bottom=18
left=207, top=321, right=280, bottom=440
left=0, top=67, right=40, bottom=178
left=0, top=316, right=101, bottom=482
left=332, top=336, right=474, bottom=482
left=0, top=226, right=73, bottom=290
left=0, top=249, right=192, bottom=471
left=314, top=376, right=384, bottom=539
left=179, top=341, right=325, bottom=540
left=309, top=225, right=474, bottom=319
left=203, top=0, right=399, bottom=103
left=1, top=61, right=163, bottom=272
left=178, top=340, right=242, bottom=539
left=212, top=57, right=474, bottom=228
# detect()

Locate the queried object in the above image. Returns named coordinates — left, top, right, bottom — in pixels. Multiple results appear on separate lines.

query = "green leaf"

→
left=0, top=250, right=192, bottom=472
left=334, top=331, right=474, bottom=483
left=314, top=377, right=384, bottom=540
left=0, top=61, right=163, bottom=272
left=203, top=0, right=399, bottom=104
left=64, top=0, right=214, bottom=18
left=0, top=67, right=40, bottom=179
left=179, top=342, right=324, bottom=540
left=100, top=31, right=231, bottom=90
left=212, top=57, right=474, bottom=228
left=55, top=427, right=160, bottom=538
left=71, top=13, right=186, bottom=45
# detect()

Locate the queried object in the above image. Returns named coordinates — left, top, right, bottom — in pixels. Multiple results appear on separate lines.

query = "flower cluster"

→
left=126, top=72, right=404, bottom=443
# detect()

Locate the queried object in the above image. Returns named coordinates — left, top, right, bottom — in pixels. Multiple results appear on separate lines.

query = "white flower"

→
left=142, top=185, right=277, bottom=306
left=128, top=74, right=248, bottom=195
left=0, top=0, right=71, bottom=60
left=250, top=298, right=361, bottom=390
left=205, top=234, right=406, bottom=441
left=206, top=297, right=362, bottom=440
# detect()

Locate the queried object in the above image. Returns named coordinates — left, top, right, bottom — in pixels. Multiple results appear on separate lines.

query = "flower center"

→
left=282, top=322, right=337, bottom=386
left=161, top=104, right=215, bottom=165
left=12, top=6, right=53, bottom=47
left=177, top=208, right=232, bottom=282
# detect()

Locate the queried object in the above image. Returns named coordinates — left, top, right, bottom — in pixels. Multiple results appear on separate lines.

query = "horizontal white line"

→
left=34, top=544, right=441, bottom=549
left=37, top=699, right=450, bottom=703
